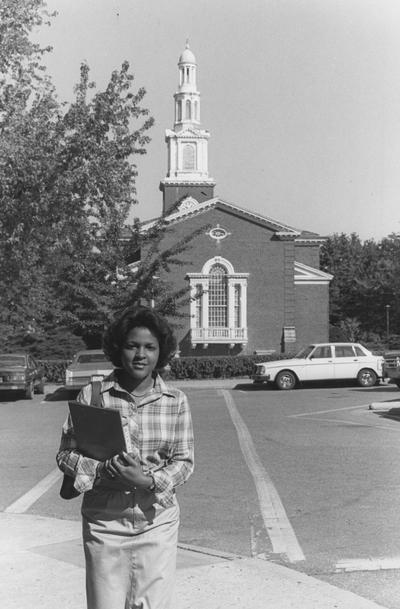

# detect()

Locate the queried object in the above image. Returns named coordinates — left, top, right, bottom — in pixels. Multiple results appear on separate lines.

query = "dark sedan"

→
left=0, top=353, right=45, bottom=399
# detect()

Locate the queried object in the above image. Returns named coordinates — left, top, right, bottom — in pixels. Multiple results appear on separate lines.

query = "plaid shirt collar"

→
left=99, top=370, right=176, bottom=406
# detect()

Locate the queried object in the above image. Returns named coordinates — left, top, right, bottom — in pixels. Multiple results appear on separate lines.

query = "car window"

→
left=312, top=346, right=332, bottom=358
left=354, top=346, right=367, bottom=357
left=296, top=345, right=315, bottom=358
left=0, top=355, right=26, bottom=366
left=335, top=346, right=355, bottom=358
left=77, top=353, right=111, bottom=364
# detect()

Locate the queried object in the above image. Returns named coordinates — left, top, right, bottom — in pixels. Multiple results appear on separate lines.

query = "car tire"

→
left=275, top=370, right=297, bottom=390
left=395, top=380, right=400, bottom=389
left=25, top=382, right=34, bottom=399
left=357, top=368, right=377, bottom=388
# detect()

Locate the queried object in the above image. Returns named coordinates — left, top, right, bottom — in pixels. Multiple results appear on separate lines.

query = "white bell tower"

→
left=160, top=41, right=215, bottom=215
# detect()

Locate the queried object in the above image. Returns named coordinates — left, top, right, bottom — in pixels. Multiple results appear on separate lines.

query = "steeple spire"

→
left=160, top=42, right=215, bottom=215
left=174, top=40, right=199, bottom=129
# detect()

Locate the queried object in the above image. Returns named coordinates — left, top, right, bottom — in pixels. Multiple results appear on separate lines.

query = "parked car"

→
left=65, top=349, right=114, bottom=389
left=382, top=350, right=400, bottom=388
left=251, top=342, right=383, bottom=390
left=0, top=353, right=45, bottom=399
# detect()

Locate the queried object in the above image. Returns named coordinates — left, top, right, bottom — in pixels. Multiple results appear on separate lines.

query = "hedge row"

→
left=168, top=354, right=287, bottom=380
left=39, top=354, right=288, bottom=384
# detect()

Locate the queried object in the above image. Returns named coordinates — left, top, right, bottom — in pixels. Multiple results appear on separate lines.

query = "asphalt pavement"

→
left=1, top=378, right=396, bottom=609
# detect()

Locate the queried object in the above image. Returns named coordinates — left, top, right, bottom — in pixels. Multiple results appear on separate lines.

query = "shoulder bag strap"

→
left=90, top=380, right=102, bottom=407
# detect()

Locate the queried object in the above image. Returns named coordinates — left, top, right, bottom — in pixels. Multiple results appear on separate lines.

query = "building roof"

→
left=139, top=197, right=327, bottom=243
left=179, top=41, right=196, bottom=64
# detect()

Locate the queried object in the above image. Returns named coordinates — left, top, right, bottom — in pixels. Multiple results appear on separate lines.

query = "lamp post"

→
left=386, top=304, right=391, bottom=347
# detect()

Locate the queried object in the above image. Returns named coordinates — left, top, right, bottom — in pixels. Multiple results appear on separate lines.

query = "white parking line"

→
left=293, top=416, right=400, bottom=432
left=5, top=468, right=62, bottom=514
left=288, top=404, right=367, bottom=418
left=220, top=389, right=305, bottom=563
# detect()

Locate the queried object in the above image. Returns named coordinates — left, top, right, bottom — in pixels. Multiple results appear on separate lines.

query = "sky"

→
left=34, top=0, right=400, bottom=241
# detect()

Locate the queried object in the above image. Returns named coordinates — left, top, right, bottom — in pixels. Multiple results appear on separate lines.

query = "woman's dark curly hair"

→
left=103, top=306, right=177, bottom=369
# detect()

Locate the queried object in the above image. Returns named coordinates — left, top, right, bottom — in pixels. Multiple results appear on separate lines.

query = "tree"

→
left=0, top=5, right=203, bottom=356
left=321, top=232, right=400, bottom=340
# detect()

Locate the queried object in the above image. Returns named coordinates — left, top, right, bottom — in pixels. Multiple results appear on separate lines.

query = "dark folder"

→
left=68, top=401, right=126, bottom=461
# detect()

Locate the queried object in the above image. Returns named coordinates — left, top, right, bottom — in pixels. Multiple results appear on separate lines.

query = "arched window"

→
left=194, top=100, right=198, bottom=121
left=187, top=257, right=249, bottom=347
left=209, top=264, right=228, bottom=327
left=186, top=99, right=191, bottom=120
left=183, top=144, right=195, bottom=170
left=177, top=100, right=182, bottom=122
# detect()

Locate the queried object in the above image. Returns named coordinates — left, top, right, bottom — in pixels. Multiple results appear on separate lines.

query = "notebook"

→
left=68, top=401, right=126, bottom=461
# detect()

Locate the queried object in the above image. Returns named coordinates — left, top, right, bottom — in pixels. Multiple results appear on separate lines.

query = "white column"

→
left=228, top=280, right=235, bottom=336
left=241, top=280, right=248, bottom=339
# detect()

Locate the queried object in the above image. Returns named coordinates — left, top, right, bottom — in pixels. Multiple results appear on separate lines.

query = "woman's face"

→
left=120, top=326, right=160, bottom=383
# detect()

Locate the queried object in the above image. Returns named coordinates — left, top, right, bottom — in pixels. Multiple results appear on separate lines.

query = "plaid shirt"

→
left=57, top=372, right=194, bottom=507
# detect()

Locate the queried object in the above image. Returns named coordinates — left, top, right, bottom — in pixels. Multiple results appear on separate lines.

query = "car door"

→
left=332, top=345, right=360, bottom=379
left=302, top=345, right=335, bottom=380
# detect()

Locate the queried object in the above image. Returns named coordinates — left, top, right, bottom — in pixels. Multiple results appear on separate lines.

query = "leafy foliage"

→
left=0, top=3, right=202, bottom=357
left=321, top=233, right=400, bottom=342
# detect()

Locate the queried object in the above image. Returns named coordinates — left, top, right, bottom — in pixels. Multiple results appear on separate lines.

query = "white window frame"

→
left=187, top=256, right=249, bottom=348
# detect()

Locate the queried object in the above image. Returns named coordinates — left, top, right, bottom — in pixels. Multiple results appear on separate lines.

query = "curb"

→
left=369, top=401, right=400, bottom=411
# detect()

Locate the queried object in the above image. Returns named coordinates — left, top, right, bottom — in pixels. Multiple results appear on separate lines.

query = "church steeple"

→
left=174, top=40, right=200, bottom=131
left=160, top=42, right=215, bottom=216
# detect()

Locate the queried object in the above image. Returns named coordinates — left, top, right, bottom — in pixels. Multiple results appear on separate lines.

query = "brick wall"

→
left=149, top=205, right=329, bottom=356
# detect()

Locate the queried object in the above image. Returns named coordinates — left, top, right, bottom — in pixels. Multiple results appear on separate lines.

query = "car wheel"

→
left=395, top=380, right=400, bottom=389
left=275, top=370, right=297, bottom=390
left=25, top=382, right=34, bottom=399
left=357, top=369, right=377, bottom=388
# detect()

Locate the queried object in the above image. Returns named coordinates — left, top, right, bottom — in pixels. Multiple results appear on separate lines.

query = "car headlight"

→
left=396, top=357, right=400, bottom=367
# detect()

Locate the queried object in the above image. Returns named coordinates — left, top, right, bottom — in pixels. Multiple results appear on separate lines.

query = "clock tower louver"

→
left=160, top=41, right=215, bottom=215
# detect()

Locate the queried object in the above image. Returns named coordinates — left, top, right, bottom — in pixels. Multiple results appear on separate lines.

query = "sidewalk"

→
left=0, top=512, right=389, bottom=609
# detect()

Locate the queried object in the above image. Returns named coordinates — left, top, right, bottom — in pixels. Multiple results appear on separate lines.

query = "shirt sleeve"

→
left=56, top=384, right=100, bottom=494
left=151, top=391, right=194, bottom=506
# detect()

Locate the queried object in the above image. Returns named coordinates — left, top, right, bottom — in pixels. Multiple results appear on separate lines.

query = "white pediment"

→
left=178, top=196, right=199, bottom=212
left=294, top=261, right=333, bottom=284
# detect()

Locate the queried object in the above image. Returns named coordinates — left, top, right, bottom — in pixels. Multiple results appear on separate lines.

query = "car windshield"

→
left=295, top=345, right=315, bottom=359
left=76, top=353, right=111, bottom=364
left=0, top=355, right=26, bottom=366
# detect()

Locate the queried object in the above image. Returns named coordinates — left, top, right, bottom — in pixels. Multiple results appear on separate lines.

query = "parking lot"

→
left=1, top=380, right=400, bottom=608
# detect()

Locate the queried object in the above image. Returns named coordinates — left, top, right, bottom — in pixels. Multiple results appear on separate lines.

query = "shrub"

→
left=38, top=359, right=70, bottom=383
left=168, top=353, right=289, bottom=380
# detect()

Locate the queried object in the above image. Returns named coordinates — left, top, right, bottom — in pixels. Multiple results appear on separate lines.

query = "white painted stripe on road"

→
left=5, top=468, right=62, bottom=514
left=293, top=416, right=400, bottom=432
left=335, top=557, right=400, bottom=572
left=288, top=404, right=367, bottom=418
left=220, top=389, right=305, bottom=563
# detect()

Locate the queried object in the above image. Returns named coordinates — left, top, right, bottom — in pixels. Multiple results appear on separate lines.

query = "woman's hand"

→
left=105, top=452, right=152, bottom=490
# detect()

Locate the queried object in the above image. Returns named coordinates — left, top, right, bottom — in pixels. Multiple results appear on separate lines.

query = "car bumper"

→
left=251, top=374, right=271, bottom=383
left=65, top=374, right=106, bottom=389
left=0, top=382, right=26, bottom=391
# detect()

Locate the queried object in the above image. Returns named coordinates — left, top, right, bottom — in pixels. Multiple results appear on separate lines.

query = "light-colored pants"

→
left=81, top=487, right=180, bottom=609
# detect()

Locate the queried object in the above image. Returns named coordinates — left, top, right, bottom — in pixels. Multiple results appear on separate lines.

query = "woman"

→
left=57, top=307, right=194, bottom=609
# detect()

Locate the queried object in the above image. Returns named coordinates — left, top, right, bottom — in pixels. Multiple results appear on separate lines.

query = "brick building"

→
left=141, top=43, right=332, bottom=357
